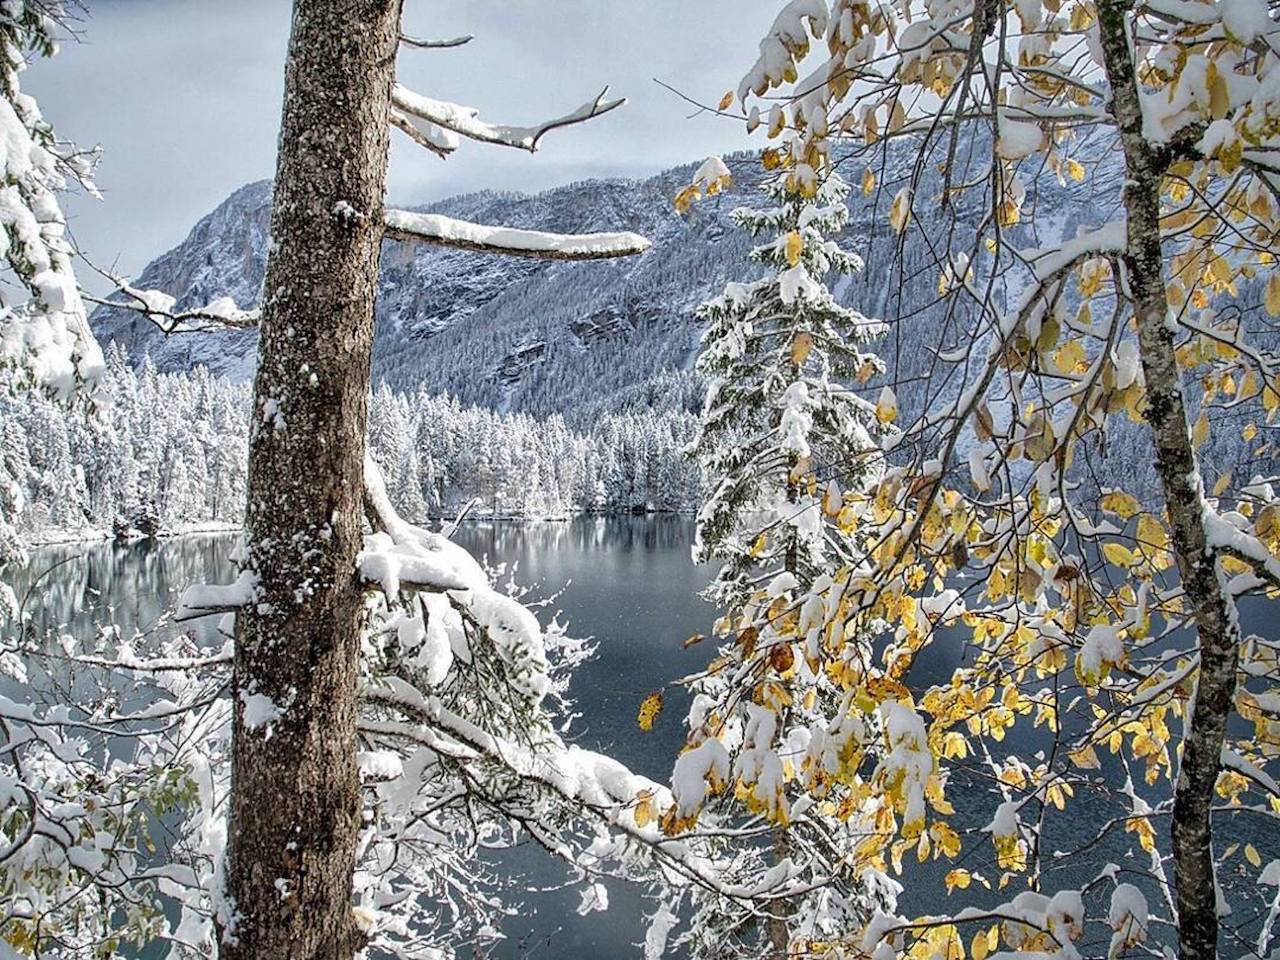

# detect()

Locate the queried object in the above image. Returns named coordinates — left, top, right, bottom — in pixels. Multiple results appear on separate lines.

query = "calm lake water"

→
left=12, top=521, right=1278, bottom=956
left=13, top=519, right=717, bottom=958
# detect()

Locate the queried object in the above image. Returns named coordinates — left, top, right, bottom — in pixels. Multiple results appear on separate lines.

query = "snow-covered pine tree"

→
left=678, top=167, right=895, bottom=956
left=0, top=0, right=101, bottom=599
left=691, top=169, right=888, bottom=611
left=0, top=2, right=102, bottom=399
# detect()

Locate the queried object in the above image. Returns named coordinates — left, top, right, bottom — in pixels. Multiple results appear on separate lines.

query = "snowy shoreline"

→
left=21, top=511, right=695, bottom=550
left=24, top=520, right=244, bottom=548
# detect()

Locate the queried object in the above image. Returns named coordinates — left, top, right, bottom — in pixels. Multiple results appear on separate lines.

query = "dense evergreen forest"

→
left=1, top=345, right=700, bottom=540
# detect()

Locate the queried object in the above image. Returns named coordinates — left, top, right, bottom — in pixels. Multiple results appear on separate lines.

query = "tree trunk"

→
left=1096, top=3, right=1240, bottom=957
left=768, top=438, right=801, bottom=957
left=221, top=1, right=401, bottom=957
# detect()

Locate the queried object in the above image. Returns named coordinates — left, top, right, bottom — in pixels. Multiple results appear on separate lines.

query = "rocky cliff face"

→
left=90, top=161, right=745, bottom=420
left=95, top=180, right=274, bottom=382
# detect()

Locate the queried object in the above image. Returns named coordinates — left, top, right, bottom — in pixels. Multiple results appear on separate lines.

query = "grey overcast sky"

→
left=26, top=0, right=776, bottom=279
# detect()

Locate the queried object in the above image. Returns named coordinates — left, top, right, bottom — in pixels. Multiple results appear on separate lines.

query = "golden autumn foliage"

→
left=656, top=0, right=1280, bottom=953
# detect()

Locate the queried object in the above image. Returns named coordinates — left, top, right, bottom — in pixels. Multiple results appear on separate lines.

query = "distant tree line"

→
left=1, top=344, right=701, bottom=541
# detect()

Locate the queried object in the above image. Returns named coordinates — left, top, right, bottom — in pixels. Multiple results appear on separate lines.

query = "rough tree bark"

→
left=1096, top=2, right=1240, bottom=957
left=221, top=1, right=402, bottom=957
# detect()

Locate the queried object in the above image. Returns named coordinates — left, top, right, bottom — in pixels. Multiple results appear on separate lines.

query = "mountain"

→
left=90, top=163, right=755, bottom=423
left=92, top=145, right=1014, bottom=426
left=89, top=141, right=1275, bottom=498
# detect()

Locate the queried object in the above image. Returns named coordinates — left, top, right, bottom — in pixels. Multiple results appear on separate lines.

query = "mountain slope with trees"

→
left=91, top=142, right=1275, bottom=491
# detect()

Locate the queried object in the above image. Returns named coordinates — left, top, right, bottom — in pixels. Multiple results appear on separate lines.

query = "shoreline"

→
left=21, top=512, right=696, bottom=549
left=23, top=521, right=244, bottom=549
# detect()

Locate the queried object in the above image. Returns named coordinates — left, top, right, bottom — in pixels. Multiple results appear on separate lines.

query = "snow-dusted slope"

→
left=86, top=142, right=1124, bottom=425
left=91, top=163, right=755, bottom=421
left=93, top=180, right=274, bottom=382
left=89, top=141, right=1277, bottom=497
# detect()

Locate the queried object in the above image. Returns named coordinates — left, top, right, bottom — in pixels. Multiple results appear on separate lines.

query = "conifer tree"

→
left=691, top=169, right=888, bottom=610
left=679, top=168, right=894, bottom=956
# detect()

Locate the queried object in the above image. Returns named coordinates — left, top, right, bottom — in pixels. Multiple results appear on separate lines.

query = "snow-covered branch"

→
left=390, top=84, right=624, bottom=154
left=399, top=33, right=473, bottom=49
left=85, top=280, right=259, bottom=335
left=389, top=110, right=455, bottom=159
left=383, top=209, right=650, bottom=260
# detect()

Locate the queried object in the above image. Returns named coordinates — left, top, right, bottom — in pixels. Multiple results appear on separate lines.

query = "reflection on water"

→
left=11, top=535, right=238, bottom=650
left=449, top=518, right=718, bottom=957
left=15, top=519, right=717, bottom=959
left=452, top=517, right=716, bottom=779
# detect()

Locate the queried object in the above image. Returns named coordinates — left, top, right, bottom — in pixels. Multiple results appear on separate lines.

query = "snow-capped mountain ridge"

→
left=91, top=159, right=747, bottom=417
left=88, top=141, right=1121, bottom=426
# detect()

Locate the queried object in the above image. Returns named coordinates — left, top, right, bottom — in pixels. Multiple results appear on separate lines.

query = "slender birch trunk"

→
left=1096, top=3, right=1240, bottom=956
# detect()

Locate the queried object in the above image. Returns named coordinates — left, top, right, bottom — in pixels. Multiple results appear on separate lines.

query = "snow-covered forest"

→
left=1, top=345, right=699, bottom=540
left=5, top=1, right=1280, bottom=959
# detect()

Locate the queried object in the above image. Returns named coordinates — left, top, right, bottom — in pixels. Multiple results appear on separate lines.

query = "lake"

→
left=11, top=521, right=1278, bottom=957
left=11, top=519, right=717, bottom=958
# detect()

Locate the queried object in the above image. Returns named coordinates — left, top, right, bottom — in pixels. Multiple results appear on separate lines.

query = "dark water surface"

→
left=13, top=522, right=1279, bottom=957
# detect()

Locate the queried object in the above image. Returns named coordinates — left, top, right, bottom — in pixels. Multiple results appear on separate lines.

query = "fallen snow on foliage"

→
left=692, top=155, right=731, bottom=190
left=177, top=570, right=260, bottom=620
left=644, top=902, right=679, bottom=960
left=671, top=737, right=731, bottom=817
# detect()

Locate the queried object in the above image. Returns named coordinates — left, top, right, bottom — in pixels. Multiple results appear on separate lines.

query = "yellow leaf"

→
left=1069, top=744, right=1101, bottom=769
left=718, top=90, right=734, bottom=111
left=634, top=791, right=654, bottom=828
left=862, top=167, right=876, bottom=195
left=1103, top=542, right=1137, bottom=567
left=768, top=106, right=786, bottom=138
left=999, top=196, right=1022, bottom=226
left=972, top=928, right=990, bottom=960
left=1053, top=339, right=1086, bottom=375
left=1212, top=471, right=1233, bottom=497
left=1066, top=158, right=1085, bottom=182
left=1207, top=61, right=1230, bottom=120
left=1265, top=273, right=1280, bottom=317
left=637, top=691, right=664, bottom=732
left=889, top=100, right=906, bottom=132
left=1024, top=414, right=1056, bottom=462
left=1035, top=315, right=1061, bottom=355
left=1243, top=422, right=1259, bottom=442
left=1192, top=411, right=1211, bottom=449
left=876, top=385, right=898, bottom=425
left=946, top=868, right=972, bottom=894
left=674, top=184, right=700, bottom=214
left=1247, top=843, right=1263, bottom=868
left=784, top=230, right=803, bottom=267
left=889, top=188, right=912, bottom=234
left=1138, top=513, right=1170, bottom=550
left=1101, top=490, right=1142, bottom=519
